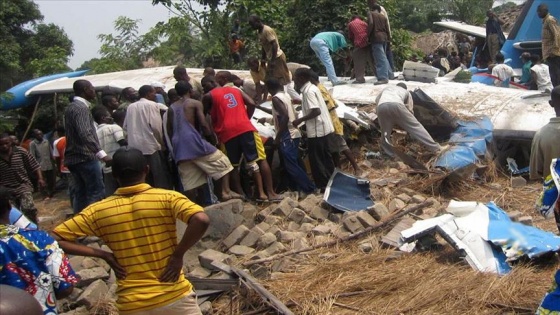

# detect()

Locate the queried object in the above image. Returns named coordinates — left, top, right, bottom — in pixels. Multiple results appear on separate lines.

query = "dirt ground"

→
left=37, top=141, right=559, bottom=314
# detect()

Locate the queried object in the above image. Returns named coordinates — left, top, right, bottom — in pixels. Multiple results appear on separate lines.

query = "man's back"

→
left=64, top=99, right=99, bottom=165
left=532, top=63, right=554, bottom=91
left=530, top=118, right=560, bottom=179
left=259, top=25, right=283, bottom=59
left=492, top=64, right=515, bottom=85
left=53, top=183, right=203, bottom=312
left=209, top=86, right=256, bottom=143
left=124, top=99, right=163, bottom=155
left=368, top=11, right=389, bottom=43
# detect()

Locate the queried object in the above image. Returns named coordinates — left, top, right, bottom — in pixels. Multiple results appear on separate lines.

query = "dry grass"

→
left=253, top=244, right=557, bottom=314
left=89, top=294, right=119, bottom=315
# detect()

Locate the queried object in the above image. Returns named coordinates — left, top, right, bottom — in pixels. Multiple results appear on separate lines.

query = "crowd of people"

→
left=1, top=1, right=560, bottom=314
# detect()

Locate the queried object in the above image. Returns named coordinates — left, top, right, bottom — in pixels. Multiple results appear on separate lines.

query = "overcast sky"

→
left=35, top=0, right=178, bottom=69
left=35, top=0, right=526, bottom=69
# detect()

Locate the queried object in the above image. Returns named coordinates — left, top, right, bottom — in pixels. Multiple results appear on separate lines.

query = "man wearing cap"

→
left=53, top=147, right=209, bottom=315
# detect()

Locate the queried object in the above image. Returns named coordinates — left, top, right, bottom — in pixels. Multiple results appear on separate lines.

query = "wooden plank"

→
left=187, top=276, right=239, bottom=291
left=231, top=267, right=294, bottom=315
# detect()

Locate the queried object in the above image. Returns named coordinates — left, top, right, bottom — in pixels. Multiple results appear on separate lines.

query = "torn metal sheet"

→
left=401, top=200, right=560, bottom=275
left=323, top=169, right=374, bottom=212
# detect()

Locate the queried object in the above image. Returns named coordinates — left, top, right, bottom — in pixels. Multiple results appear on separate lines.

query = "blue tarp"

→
left=435, top=117, right=493, bottom=171
left=323, top=169, right=374, bottom=212
left=486, top=202, right=560, bottom=261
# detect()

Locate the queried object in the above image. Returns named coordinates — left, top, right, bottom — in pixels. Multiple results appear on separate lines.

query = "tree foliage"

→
left=0, top=0, right=73, bottom=90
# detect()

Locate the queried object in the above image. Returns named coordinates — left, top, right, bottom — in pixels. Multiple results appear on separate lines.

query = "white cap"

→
left=151, top=81, right=166, bottom=89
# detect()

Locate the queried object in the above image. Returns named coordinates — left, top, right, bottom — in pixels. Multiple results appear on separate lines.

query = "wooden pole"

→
left=53, top=93, right=58, bottom=129
left=21, top=96, right=42, bottom=143
left=243, top=201, right=433, bottom=267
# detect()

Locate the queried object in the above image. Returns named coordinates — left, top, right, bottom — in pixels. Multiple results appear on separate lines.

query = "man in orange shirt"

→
left=229, top=34, right=244, bottom=64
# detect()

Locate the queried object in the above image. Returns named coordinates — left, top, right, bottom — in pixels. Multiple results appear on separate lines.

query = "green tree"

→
left=97, top=17, right=147, bottom=70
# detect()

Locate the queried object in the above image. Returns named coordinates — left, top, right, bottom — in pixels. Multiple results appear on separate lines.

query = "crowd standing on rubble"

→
left=1, top=1, right=560, bottom=314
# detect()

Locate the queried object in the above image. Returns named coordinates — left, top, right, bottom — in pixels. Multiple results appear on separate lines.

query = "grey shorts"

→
left=327, top=133, right=349, bottom=153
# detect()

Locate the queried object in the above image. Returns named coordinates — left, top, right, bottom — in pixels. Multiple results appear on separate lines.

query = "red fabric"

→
left=348, top=18, right=369, bottom=48
left=210, top=87, right=256, bottom=143
left=56, top=137, right=69, bottom=173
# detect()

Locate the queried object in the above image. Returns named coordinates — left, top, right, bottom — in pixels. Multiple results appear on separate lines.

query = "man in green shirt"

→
left=310, top=32, right=349, bottom=86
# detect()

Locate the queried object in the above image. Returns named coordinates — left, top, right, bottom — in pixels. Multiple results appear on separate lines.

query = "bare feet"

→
left=221, top=191, right=244, bottom=202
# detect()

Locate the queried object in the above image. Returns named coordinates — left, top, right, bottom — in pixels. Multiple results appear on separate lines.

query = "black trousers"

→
left=307, top=135, right=335, bottom=189
left=548, top=55, right=560, bottom=88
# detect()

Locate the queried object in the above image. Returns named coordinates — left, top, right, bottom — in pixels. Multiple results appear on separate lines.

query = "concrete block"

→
left=255, top=222, right=271, bottom=232
left=69, top=256, right=85, bottom=272
left=198, top=249, right=232, bottom=270
left=388, top=198, right=406, bottom=212
left=300, top=223, right=315, bottom=233
left=292, top=238, right=309, bottom=251
left=239, top=226, right=265, bottom=247
left=249, top=264, right=269, bottom=279
left=342, top=213, right=364, bottom=233
left=309, top=206, right=330, bottom=222
left=356, top=211, right=377, bottom=228
left=271, top=258, right=293, bottom=273
left=411, top=195, right=426, bottom=203
left=264, top=215, right=281, bottom=226
left=76, top=267, right=109, bottom=288
left=60, top=306, right=89, bottom=315
left=426, top=197, right=441, bottom=209
left=328, top=212, right=343, bottom=223
left=267, top=226, right=280, bottom=236
left=368, top=203, right=390, bottom=220
left=195, top=199, right=245, bottom=242
left=389, top=168, right=399, bottom=174
left=396, top=193, right=411, bottom=203
left=511, top=176, right=527, bottom=188
left=257, top=232, right=277, bottom=249
left=265, top=242, right=286, bottom=255
left=228, top=245, right=255, bottom=256
left=256, top=206, right=273, bottom=222
left=311, top=224, right=332, bottom=235
left=222, top=225, right=250, bottom=249
left=301, top=215, right=317, bottom=224
left=287, top=208, right=306, bottom=223
left=76, top=279, right=108, bottom=308
left=298, top=194, right=322, bottom=213
left=272, top=198, right=299, bottom=217
left=287, top=221, right=300, bottom=231
left=188, top=266, right=212, bottom=278
left=276, top=231, right=304, bottom=242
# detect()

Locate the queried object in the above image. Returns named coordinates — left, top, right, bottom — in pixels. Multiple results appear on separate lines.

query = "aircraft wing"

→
left=434, top=21, right=508, bottom=39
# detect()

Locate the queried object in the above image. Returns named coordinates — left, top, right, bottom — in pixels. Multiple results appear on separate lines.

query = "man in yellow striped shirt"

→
left=53, top=147, right=209, bottom=314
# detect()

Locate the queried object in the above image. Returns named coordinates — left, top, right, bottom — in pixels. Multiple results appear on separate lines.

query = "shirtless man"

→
left=167, top=81, right=241, bottom=203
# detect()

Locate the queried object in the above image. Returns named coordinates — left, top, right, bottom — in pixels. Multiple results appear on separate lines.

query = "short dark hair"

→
left=265, top=78, right=282, bottom=92
left=495, top=52, right=505, bottom=63
left=295, top=68, right=314, bottom=83
left=91, top=106, right=110, bottom=124
left=112, top=147, right=147, bottom=180
left=397, top=83, right=408, bottom=90
left=173, top=66, right=187, bottom=77
left=101, top=95, right=116, bottom=107
left=371, top=4, right=381, bottom=12
left=175, top=81, right=193, bottom=97
left=138, top=85, right=154, bottom=98
left=73, top=79, right=90, bottom=95
left=530, top=54, right=541, bottom=63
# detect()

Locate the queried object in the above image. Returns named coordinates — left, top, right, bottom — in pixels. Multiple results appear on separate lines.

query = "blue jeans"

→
left=310, top=37, right=339, bottom=84
left=278, top=133, right=316, bottom=193
left=68, top=160, right=105, bottom=214
left=372, top=42, right=390, bottom=81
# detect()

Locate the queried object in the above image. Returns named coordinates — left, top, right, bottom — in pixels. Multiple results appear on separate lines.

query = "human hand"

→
left=292, top=118, right=302, bottom=128
left=102, top=252, right=126, bottom=279
left=102, top=156, right=112, bottom=167
left=159, top=254, right=183, bottom=283
left=38, top=179, right=46, bottom=189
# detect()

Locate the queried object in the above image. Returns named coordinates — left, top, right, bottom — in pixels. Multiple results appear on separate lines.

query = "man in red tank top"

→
left=202, top=71, right=281, bottom=202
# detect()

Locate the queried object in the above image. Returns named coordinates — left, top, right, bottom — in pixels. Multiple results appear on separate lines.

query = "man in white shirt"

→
left=93, top=106, right=127, bottom=195
left=531, top=54, right=554, bottom=92
left=491, top=53, right=515, bottom=88
left=376, top=83, right=443, bottom=157
left=292, top=68, right=335, bottom=190
left=124, top=85, right=172, bottom=189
